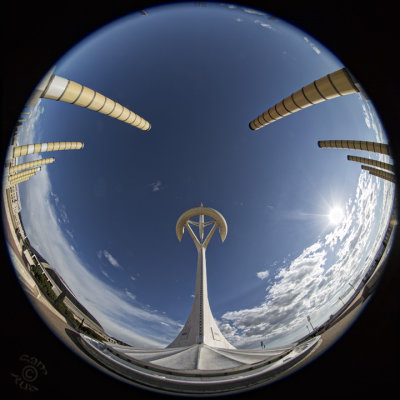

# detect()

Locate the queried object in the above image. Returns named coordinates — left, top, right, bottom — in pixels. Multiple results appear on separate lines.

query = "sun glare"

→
left=328, top=207, right=344, bottom=225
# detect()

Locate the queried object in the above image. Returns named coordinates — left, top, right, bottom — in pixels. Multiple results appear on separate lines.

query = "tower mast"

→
left=168, top=205, right=235, bottom=349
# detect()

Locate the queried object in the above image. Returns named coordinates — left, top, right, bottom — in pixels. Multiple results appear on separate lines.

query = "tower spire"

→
left=168, top=206, right=234, bottom=349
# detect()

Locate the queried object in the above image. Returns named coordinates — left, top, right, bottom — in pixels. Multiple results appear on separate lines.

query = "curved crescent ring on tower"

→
left=176, top=206, right=227, bottom=242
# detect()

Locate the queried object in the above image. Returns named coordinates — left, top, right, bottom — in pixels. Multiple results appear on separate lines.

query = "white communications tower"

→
left=168, top=205, right=235, bottom=349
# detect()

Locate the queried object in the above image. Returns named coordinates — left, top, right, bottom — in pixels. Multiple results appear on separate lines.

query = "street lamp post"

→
left=307, top=315, right=315, bottom=331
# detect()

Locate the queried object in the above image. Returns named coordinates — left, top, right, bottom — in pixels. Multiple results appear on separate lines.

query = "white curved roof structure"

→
left=79, top=335, right=321, bottom=396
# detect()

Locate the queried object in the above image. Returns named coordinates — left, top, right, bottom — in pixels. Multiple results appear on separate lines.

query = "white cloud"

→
left=253, top=19, right=275, bottom=31
left=50, top=193, right=69, bottom=224
left=103, top=250, right=122, bottom=269
left=150, top=180, right=162, bottom=192
left=216, top=318, right=238, bottom=341
left=243, top=8, right=266, bottom=16
left=19, top=159, right=182, bottom=347
left=254, top=19, right=274, bottom=30
left=221, top=171, right=387, bottom=348
left=359, top=97, right=387, bottom=145
left=361, top=104, right=371, bottom=129
left=97, top=249, right=123, bottom=269
left=98, top=316, right=166, bottom=348
left=100, top=268, right=114, bottom=282
left=125, top=289, right=136, bottom=301
left=17, top=100, right=44, bottom=145
left=304, top=36, right=321, bottom=55
left=256, top=270, right=270, bottom=280
left=260, top=23, right=272, bottom=29
left=130, top=275, right=136, bottom=281
left=222, top=240, right=328, bottom=347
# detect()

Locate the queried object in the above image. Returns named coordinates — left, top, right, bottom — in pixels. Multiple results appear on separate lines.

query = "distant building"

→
left=26, top=246, right=109, bottom=340
left=3, top=183, right=27, bottom=244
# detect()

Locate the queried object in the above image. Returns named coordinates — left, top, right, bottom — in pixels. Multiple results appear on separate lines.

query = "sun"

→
left=328, top=206, right=344, bottom=225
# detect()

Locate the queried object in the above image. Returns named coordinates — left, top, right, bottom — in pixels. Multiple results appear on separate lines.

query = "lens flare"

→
left=328, top=207, right=344, bottom=225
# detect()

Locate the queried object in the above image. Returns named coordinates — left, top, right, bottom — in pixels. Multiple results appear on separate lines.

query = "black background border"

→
left=1, top=1, right=399, bottom=398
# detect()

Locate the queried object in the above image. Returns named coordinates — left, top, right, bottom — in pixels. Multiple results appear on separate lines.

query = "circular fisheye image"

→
left=2, top=2, right=397, bottom=397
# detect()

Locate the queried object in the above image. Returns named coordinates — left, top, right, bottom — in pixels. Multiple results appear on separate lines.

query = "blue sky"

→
left=11, top=3, right=395, bottom=348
